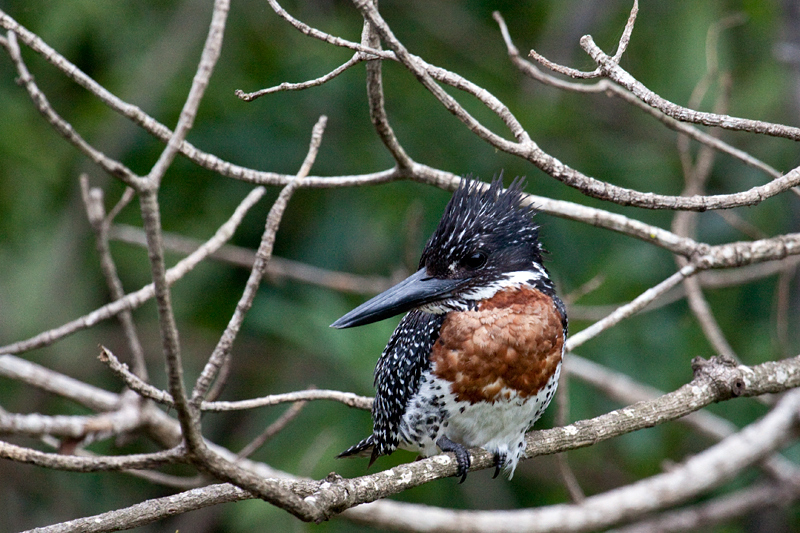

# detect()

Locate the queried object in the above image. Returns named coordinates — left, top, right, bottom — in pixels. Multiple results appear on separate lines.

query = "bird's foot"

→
left=437, top=435, right=471, bottom=483
left=492, top=452, right=508, bottom=479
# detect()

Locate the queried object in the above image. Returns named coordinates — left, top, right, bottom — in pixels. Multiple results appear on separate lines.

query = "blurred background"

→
left=1, top=0, right=799, bottom=531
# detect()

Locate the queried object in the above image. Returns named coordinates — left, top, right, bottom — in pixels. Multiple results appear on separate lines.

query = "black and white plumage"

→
left=332, top=176, right=567, bottom=481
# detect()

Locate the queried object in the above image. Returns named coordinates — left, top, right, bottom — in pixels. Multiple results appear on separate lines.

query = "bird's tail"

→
left=337, top=435, right=374, bottom=459
left=337, top=435, right=382, bottom=468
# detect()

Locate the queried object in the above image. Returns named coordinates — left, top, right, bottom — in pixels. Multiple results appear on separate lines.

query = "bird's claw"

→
left=492, top=452, right=507, bottom=479
left=437, top=435, right=471, bottom=483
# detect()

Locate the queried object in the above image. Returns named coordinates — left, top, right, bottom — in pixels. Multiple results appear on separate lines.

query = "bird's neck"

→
left=419, top=268, right=552, bottom=315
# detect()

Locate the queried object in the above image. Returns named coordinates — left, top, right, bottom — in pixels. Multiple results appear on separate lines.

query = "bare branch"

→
left=108, top=223, right=391, bottom=295
left=685, top=275, right=738, bottom=357
left=265, top=0, right=392, bottom=59
left=0, top=440, right=185, bottom=472
left=527, top=48, right=600, bottom=79
left=137, top=184, right=198, bottom=447
left=0, top=9, right=398, bottom=190
left=0, top=401, right=141, bottom=441
left=554, top=375, right=585, bottom=502
left=130, top=0, right=232, bottom=464
left=203, top=389, right=372, bottom=412
left=616, top=481, right=800, bottom=533
left=191, top=115, right=328, bottom=403
left=237, top=400, right=308, bottom=459
left=612, top=0, right=640, bottom=63
left=4, top=2, right=800, bottom=531
left=101, top=346, right=373, bottom=411
left=146, top=0, right=229, bottom=188
left=28, top=353, right=800, bottom=530
left=672, top=61, right=740, bottom=360
left=344, top=387, right=800, bottom=532
left=80, top=176, right=148, bottom=380
left=526, top=0, right=641, bottom=75
left=0, top=355, right=118, bottom=412
left=99, top=347, right=173, bottom=405
left=353, top=1, right=800, bottom=211
left=4, top=31, right=141, bottom=187
left=566, top=354, right=799, bottom=483
left=362, top=6, right=414, bottom=168
left=493, top=11, right=784, bottom=182
left=167, top=118, right=335, bottom=518
left=581, top=34, right=800, bottom=140
left=236, top=54, right=365, bottom=101
left=26, top=483, right=252, bottom=533
left=567, top=264, right=696, bottom=351
left=288, top=355, right=800, bottom=521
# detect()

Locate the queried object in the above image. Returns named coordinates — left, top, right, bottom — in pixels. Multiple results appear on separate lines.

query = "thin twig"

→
left=236, top=54, right=365, bottom=101
left=528, top=48, right=600, bottom=79
left=581, top=34, right=800, bottom=141
left=672, top=58, right=739, bottom=360
left=135, top=0, right=232, bottom=459
left=775, top=265, right=797, bottom=357
left=362, top=5, right=414, bottom=168
left=566, top=264, right=697, bottom=352
left=123, top=470, right=207, bottom=490
left=99, top=347, right=174, bottom=405
left=191, top=115, right=329, bottom=403
left=80, top=176, right=148, bottom=380
left=555, top=373, right=585, bottom=502
left=265, top=0, right=393, bottom=59
left=715, top=210, right=769, bottom=240
left=0, top=354, right=119, bottom=412
left=0, top=440, right=185, bottom=472
left=493, top=11, right=784, bottom=182
left=204, top=349, right=233, bottom=403
left=100, top=346, right=374, bottom=411
left=4, top=31, right=141, bottom=187
left=107, top=223, right=391, bottom=295
left=203, top=389, right=372, bottom=412
left=526, top=0, right=639, bottom=78
left=612, top=0, right=640, bottom=62
left=561, top=274, right=605, bottom=305
left=237, top=400, right=308, bottom=459
left=145, top=0, right=229, bottom=188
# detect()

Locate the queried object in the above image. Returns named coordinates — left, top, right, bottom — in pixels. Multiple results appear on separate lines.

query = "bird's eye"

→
left=462, top=251, right=488, bottom=270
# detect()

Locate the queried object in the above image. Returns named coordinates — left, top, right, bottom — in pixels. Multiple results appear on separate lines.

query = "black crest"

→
left=419, top=175, right=543, bottom=280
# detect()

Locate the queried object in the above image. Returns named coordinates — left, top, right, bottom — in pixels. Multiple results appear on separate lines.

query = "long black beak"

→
left=330, top=268, right=463, bottom=329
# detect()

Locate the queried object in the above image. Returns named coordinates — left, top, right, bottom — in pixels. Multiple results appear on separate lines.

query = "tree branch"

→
left=191, top=115, right=328, bottom=403
left=581, top=34, right=800, bottom=140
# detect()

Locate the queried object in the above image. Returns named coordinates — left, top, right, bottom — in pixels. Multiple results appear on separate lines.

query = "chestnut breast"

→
left=430, top=286, right=565, bottom=404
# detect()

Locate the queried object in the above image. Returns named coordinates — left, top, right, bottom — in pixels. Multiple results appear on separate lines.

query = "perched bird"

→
left=332, top=176, right=567, bottom=481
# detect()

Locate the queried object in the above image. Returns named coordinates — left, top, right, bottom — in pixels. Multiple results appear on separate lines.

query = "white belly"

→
left=398, top=362, right=561, bottom=478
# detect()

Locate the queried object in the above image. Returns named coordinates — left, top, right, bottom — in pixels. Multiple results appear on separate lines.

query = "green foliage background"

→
left=0, top=0, right=798, bottom=531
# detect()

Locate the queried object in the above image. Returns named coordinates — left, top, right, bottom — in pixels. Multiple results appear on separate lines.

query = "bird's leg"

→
left=437, top=435, right=471, bottom=483
left=492, top=451, right=507, bottom=479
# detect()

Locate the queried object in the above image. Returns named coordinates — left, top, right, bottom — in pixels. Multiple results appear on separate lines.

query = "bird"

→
left=331, top=176, right=567, bottom=482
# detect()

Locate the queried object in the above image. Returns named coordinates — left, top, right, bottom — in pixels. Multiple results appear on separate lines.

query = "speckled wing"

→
left=337, top=309, right=445, bottom=464
left=371, top=310, right=446, bottom=459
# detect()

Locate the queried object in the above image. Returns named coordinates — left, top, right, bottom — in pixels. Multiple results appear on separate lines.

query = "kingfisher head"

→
left=331, top=175, right=551, bottom=329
